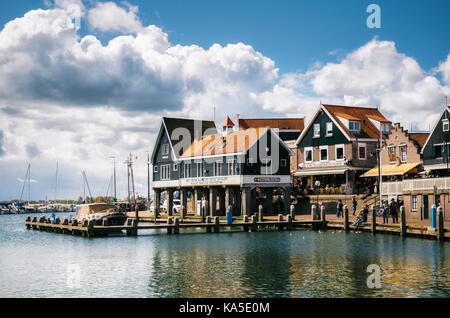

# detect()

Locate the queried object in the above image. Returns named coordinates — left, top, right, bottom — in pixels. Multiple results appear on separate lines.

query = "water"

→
left=0, top=213, right=449, bottom=298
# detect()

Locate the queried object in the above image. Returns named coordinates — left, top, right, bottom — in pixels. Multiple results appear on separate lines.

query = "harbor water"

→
left=0, top=213, right=449, bottom=298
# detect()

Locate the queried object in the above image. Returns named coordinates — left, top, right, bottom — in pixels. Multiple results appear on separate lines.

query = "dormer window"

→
left=381, top=123, right=391, bottom=134
left=326, top=122, right=333, bottom=137
left=313, top=124, right=320, bottom=138
left=349, top=121, right=361, bottom=134
left=162, top=144, right=170, bottom=155
left=443, top=119, right=449, bottom=132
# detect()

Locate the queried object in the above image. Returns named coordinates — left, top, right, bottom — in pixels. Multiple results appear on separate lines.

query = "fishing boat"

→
left=74, top=203, right=128, bottom=226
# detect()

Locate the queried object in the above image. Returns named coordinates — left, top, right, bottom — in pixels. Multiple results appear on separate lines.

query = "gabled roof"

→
left=180, top=127, right=294, bottom=159
left=409, top=133, right=429, bottom=149
left=420, top=105, right=450, bottom=154
left=239, top=118, right=305, bottom=131
left=296, top=104, right=392, bottom=145
left=221, top=116, right=235, bottom=127
left=151, top=117, right=217, bottom=162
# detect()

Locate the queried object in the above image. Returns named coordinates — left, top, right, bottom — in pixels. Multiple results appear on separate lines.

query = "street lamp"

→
left=315, top=180, right=321, bottom=209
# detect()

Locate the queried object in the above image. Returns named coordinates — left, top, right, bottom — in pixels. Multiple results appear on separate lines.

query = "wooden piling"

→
left=277, top=214, right=284, bottom=231
left=250, top=215, right=257, bottom=232
left=400, top=206, right=407, bottom=237
left=287, top=214, right=293, bottom=230
left=206, top=216, right=212, bottom=233
left=214, top=216, right=220, bottom=233
left=243, top=215, right=249, bottom=232
left=290, top=205, right=295, bottom=221
left=258, top=205, right=264, bottom=223
left=26, top=216, right=31, bottom=229
left=167, top=217, right=173, bottom=235
left=371, top=205, right=377, bottom=235
left=174, top=217, right=180, bottom=235
left=343, top=205, right=349, bottom=232
left=311, top=205, right=317, bottom=220
left=437, top=207, right=444, bottom=241
left=321, top=206, right=327, bottom=230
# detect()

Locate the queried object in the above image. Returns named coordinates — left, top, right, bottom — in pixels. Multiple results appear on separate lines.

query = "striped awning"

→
left=361, top=163, right=420, bottom=178
left=294, top=167, right=349, bottom=177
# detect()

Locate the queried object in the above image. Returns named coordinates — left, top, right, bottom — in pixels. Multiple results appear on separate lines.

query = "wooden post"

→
left=26, top=216, right=31, bottom=229
left=311, top=205, right=317, bottom=220
left=243, top=215, right=249, bottom=232
left=32, top=217, right=37, bottom=230
left=437, top=206, right=444, bottom=241
left=321, top=205, right=327, bottom=230
left=167, top=217, right=173, bottom=235
left=278, top=214, right=283, bottom=231
left=250, top=215, right=257, bottom=232
left=180, top=188, right=187, bottom=219
left=371, top=205, right=376, bottom=235
left=214, top=216, right=220, bottom=233
left=206, top=216, right=212, bottom=233
left=400, top=206, right=407, bottom=237
left=174, top=217, right=180, bottom=235
left=343, top=205, right=349, bottom=232
left=290, top=205, right=295, bottom=221
left=258, top=205, right=263, bottom=222
left=87, top=220, right=94, bottom=238
left=287, top=214, right=293, bottom=230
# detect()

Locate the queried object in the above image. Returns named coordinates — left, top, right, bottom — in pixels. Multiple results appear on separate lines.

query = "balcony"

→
left=382, top=177, right=450, bottom=195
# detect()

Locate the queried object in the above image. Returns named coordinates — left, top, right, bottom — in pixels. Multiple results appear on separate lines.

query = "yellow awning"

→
left=361, top=163, right=421, bottom=178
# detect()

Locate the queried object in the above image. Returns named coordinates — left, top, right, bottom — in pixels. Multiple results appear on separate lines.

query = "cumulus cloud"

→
left=88, top=1, right=142, bottom=34
left=438, top=53, right=450, bottom=86
left=0, top=131, right=5, bottom=157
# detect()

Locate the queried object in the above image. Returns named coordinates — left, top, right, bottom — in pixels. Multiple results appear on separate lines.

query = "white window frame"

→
left=358, top=143, right=367, bottom=160
left=214, top=161, right=223, bottom=177
left=411, top=195, right=418, bottom=212
left=313, top=124, right=320, bottom=138
left=162, top=144, right=170, bottom=156
left=335, top=144, right=345, bottom=161
left=173, top=164, right=178, bottom=172
left=227, top=159, right=236, bottom=176
left=443, top=119, right=449, bottom=132
left=161, top=164, right=171, bottom=180
left=399, top=144, right=407, bottom=162
left=197, top=162, right=204, bottom=177
left=153, top=166, right=158, bottom=173
left=304, top=147, right=313, bottom=163
left=281, top=159, right=287, bottom=167
left=349, top=121, right=361, bottom=134
left=326, top=122, right=333, bottom=137
left=319, top=145, right=328, bottom=162
left=184, top=163, right=191, bottom=178
left=261, top=159, right=273, bottom=174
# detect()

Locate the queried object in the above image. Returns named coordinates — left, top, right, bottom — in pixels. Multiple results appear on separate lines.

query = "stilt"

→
left=343, top=205, right=349, bottom=232
left=437, top=206, right=444, bottom=241
left=400, top=206, right=407, bottom=237
left=371, top=205, right=377, bottom=235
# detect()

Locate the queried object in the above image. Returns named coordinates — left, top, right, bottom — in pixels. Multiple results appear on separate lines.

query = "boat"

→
left=74, top=203, right=128, bottom=226
left=10, top=202, right=25, bottom=214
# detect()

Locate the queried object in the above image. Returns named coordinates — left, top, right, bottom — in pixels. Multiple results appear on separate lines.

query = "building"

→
left=294, top=104, right=392, bottom=194
left=151, top=116, right=294, bottom=217
left=362, top=123, right=429, bottom=182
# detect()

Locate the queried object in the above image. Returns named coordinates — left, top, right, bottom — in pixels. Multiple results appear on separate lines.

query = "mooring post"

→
left=167, top=217, right=173, bottom=235
left=278, top=214, right=284, bottom=231
left=371, top=205, right=376, bottom=235
left=311, top=205, right=317, bottom=221
left=250, top=215, right=257, bottom=232
left=343, top=205, right=349, bottom=232
left=290, top=205, right=295, bottom=221
left=206, top=216, right=212, bottom=233
left=321, top=205, right=327, bottom=230
left=201, top=206, right=206, bottom=224
left=214, top=216, right=220, bottom=233
left=437, top=206, right=444, bottom=241
left=243, top=215, right=249, bottom=232
left=287, top=214, right=293, bottom=230
left=258, top=205, right=264, bottom=223
left=87, top=220, right=94, bottom=238
left=26, top=216, right=31, bottom=229
left=32, top=217, right=37, bottom=230
left=174, top=217, right=180, bottom=235
left=400, top=206, right=407, bottom=237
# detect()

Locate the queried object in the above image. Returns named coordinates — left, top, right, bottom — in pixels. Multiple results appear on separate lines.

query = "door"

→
left=423, top=195, right=429, bottom=220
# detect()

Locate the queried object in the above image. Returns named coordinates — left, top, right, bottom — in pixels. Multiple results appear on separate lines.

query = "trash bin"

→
left=226, top=211, right=233, bottom=225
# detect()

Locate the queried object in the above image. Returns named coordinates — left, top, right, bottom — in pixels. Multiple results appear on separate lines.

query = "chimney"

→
left=234, top=114, right=240, bottom=131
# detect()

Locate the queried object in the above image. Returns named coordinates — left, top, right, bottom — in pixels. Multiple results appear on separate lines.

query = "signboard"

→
left=253, top=177, right=281, bottom=183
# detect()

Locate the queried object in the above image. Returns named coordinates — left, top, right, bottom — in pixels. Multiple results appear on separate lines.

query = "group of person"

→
left=335, top=196, right=400, bottom=230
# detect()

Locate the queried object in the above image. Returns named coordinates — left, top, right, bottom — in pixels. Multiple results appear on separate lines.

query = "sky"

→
left=0, top=0, right=449, bottom=201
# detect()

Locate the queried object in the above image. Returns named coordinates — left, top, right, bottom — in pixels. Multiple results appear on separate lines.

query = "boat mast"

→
left=130, top=154, right=136, bottom=207
left=55, top=162, right=58, bottom=204
left=82, top=170, right=93, bottom=201
left=19, top=163, right=30, bottom=203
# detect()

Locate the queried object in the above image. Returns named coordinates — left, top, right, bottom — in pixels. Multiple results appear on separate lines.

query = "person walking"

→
left=352, top=196, right=357, bottom=216
left=382, top=201, right=390, bottom=224
left=390, top=198, right=398, bottom=223
left=336, top=199, right=343, bottom=218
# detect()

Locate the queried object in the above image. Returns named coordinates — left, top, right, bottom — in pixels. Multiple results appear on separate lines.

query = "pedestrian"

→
left=353, top=204, right=369, bottom=230
left=336, top=199, right=343, bottom=218
left=352, top=196, right=357, bottom=216
left=382, top=201, right=390, bottom=224
left=390, top=198, right=398, bottom=223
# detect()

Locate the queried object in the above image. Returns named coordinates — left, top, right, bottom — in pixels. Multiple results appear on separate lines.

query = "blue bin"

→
left=226, top=211, right=233, bottom=225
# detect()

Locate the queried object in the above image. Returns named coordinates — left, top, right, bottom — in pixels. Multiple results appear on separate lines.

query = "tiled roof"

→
left=322, top=104, right=391, bottom=139
left=408, top=133, right=429, bottom=148
left=239, top=118, right=304, bottom=131
left=180, top=127, right=269, bottom=158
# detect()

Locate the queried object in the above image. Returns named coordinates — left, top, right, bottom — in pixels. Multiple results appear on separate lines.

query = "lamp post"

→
left=315, top=180, right=321, bottom=210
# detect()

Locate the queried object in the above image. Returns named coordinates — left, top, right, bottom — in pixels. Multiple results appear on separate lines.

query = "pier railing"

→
left=382, top=177, right=450, bottom=195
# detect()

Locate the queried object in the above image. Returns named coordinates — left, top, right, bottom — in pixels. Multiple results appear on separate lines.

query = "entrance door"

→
left=423, top=195, right=429, bottom=220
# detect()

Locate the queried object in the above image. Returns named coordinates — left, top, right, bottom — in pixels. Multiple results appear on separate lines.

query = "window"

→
left=411, top=195, right=418, bottom=212
left=358, top=143, right=367, bottom=160
left=320, top=146, right=328, bottom=162
left=228, top=160, right=236, bottom=175
left=399, top=145, right=407, bottom=162
left=261, top=159, right=273, bottom=174
left=153, top=166, right=158, bottom=173
left=443, top=119, right=449, bottom=132
left=304, top=147, right=313, bottom=163
left=184, top=163, right=191, bottom=178
left=336, top=144, right=344, bottom=161
left=313, top=124, right=320, bottom=138
left=349, top=121, right=361, bottom=134
left=381, top=123, right=391, bottom=134
left=197, top=162, right=204, bottom=177
left=214, top=162, right=223, bottom=176
left=388, top=146, right=396, bottom=162
left=162, top=144, right=170, bottom=156
left=326, top=122, right=333, bottom=137
left=160, top=165, right=171, bottom=180
left=435, top=145, right=443, bottom=159
left=173, top=164, right=178, bottom=171
left=281, top=159, right=287, bottom=167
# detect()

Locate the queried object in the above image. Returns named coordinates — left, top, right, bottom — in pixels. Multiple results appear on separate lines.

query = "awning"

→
left=361, top=163, right=420, bottom=178
left=294, top=167, right=349, bottom=177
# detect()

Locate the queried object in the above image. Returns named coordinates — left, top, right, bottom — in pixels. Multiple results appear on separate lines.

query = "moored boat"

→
left=74, top=203, right=128, bottom=226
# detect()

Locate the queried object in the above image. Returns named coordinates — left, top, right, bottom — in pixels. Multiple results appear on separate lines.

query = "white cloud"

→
left=438, top=53, right=450, bottom=86
left=87, top=1, right=142, bottom=33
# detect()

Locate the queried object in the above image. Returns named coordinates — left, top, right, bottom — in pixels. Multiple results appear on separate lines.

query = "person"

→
left=336, top=199, right=343, bottom=218
left=382, top=201, right=390, bottom=224
left=353, top=204, right=369, bottom=230
left=352, top=196, right=357, bottom=216
left=390, top=198, right=398, bottom=223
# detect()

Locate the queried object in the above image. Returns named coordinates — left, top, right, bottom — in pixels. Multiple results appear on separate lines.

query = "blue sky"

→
left=1, top=0, right=449, bottom=74
left=0, top=0, right=449, bottom=201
